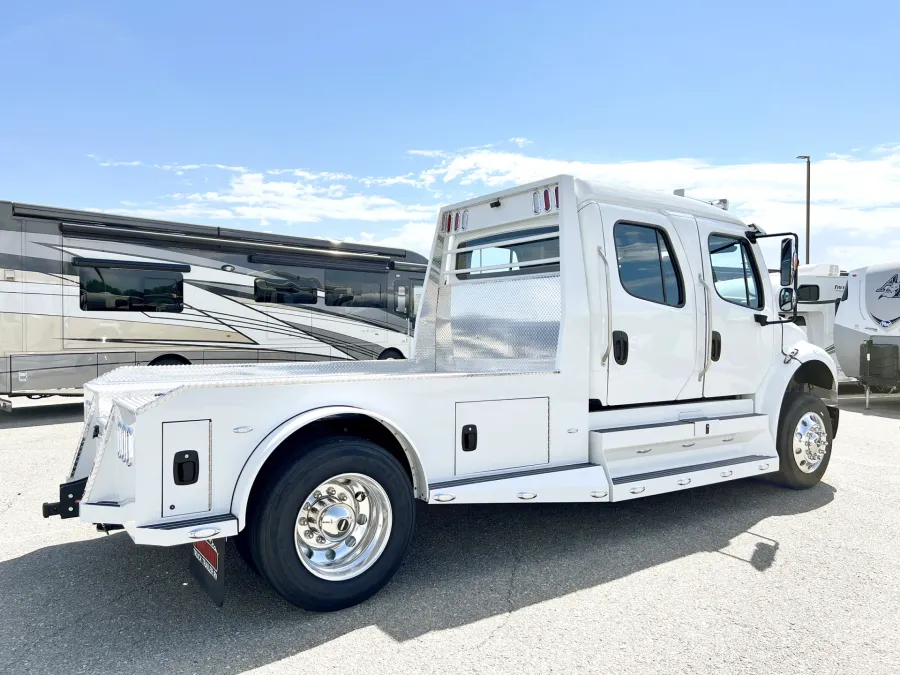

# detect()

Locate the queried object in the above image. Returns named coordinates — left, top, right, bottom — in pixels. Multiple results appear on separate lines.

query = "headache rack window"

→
left=452, top=226, right=560, bottom=280
left=78, top=266, right=183, bottom=312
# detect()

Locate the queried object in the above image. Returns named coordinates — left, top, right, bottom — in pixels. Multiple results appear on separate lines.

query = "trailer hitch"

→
left=42, top=477, right=88, bottom=519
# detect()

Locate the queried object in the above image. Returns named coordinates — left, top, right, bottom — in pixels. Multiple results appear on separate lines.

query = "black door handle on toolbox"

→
left=711, top=331, right=722, bottom=362
left=461, top=425, right=477, bottom=451
left=174, top=450, right=199, bottom=485
left=612, top=331, right=629, bottom=365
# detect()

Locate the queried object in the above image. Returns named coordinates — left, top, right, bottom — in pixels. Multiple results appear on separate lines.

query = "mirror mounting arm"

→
left=754, top=314, right=795, bottom=327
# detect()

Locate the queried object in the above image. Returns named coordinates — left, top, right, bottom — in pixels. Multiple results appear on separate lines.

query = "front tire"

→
left=246, top=437, right=415, bottom=611
left=774, top=391, right=833, bottom=489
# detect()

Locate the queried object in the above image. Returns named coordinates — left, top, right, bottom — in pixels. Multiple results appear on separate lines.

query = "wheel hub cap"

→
left=294, top=473, right=392, bottom=581
left=793, top=412, right=828, bottom=473
left=317, top=502, right=355, bottom=540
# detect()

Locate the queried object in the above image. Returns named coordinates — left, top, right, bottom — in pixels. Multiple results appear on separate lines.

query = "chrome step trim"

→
left=611, top=455, right=774, bottom=485
left=140, top=514, right=236, bottom=531
left=592, top=412, right=765, bottom=434
left=429, top=462, right=594, bottom=490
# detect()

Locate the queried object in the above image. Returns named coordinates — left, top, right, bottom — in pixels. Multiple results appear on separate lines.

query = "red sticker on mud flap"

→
left=190, top=539, right=225, bottom=607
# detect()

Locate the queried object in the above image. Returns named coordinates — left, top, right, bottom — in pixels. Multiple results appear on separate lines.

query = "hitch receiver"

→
left=42, top=477, right=88, bottom=519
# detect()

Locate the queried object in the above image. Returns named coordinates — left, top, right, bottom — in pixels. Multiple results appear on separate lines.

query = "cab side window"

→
left=613, top=222, right=684, bottom=307
left=708, top=234, right=763, bottom=309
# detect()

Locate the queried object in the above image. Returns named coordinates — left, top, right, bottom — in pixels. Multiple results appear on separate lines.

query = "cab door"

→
left=696, top=218, right=775, bottom=397
left=601, top=205, right=700, bottom=405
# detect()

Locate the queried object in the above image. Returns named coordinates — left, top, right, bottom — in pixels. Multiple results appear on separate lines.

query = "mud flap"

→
left=189, top=540, right=225, bottom=607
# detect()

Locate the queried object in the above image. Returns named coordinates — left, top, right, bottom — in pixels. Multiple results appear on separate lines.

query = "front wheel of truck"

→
left=247, top=437, right=415, bottom=611
left=774, top=391, right=833, bottom=489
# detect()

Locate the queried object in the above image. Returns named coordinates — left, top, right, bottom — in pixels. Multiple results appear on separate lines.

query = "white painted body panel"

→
left=58, top=176, right=838, bottom=551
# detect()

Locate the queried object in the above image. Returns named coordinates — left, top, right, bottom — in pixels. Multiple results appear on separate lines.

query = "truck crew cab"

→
left=44, top=176, right=838, bottom=611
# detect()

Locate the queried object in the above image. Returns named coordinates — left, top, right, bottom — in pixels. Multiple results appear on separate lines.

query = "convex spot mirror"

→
left=780, top=237, right=796, bottom=287
left=779, top=287, right=797, bottom=312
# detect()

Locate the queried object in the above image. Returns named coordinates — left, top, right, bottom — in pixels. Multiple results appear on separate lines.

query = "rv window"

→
left=79, top=267, right=183, bottom=312
left=797, top=284, right=820, bottom=302
left=708, top=234, right=763, bottom=310
left=613, top=223, right=684, bottom=307
left=254, top=277, right=318, bottom=305
left=324, top=269, right=385, bottom=308
left=455, top=226, right=560, bottom=280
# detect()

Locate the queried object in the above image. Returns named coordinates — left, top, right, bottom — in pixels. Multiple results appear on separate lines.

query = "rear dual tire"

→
left=241, top=437, right=415, bottom=612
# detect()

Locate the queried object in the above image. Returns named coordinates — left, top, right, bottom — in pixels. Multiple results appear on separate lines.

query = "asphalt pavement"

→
left=1, top=395, right=898, bottom=675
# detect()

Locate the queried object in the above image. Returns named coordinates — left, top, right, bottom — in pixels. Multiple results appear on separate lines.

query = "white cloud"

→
left=90, top=145, right=900, bottom=268
left=509, top=137, right=532, bottom=148
left=87, top=154, right=143, bottom=167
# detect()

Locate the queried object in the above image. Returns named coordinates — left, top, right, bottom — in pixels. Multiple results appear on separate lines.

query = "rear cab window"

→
left=454, top=226, right=560, bottom=280
left=613, top=222, right=684, bottom=307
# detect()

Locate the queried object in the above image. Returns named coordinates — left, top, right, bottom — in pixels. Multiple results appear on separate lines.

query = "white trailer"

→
left=770, top=263, right=848, bottom=380
left=834, top=262, right=900, bottom=405
left=43, top=176, right=839, bottom=611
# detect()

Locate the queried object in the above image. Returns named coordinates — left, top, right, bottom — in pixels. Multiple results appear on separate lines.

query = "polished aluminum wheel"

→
left=294, top=473, right=393, bottom=581
left=792, top=411, right=828, bottom=473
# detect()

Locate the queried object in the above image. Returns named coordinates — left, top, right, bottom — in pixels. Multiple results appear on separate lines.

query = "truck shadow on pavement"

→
left=0, top=479, right=835, bottom=675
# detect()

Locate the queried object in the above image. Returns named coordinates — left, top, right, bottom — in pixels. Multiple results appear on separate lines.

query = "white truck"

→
left=43, top=176, right=839, bottom=611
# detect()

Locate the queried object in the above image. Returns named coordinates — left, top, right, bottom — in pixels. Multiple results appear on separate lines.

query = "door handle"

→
left=461, top=425, right=477, bottom=451
left=173, top=450, right=199, bottom=486
left=697, top=274, right=713, bottom=381
left=612, top=331, right=629, bottom=365
left=711, top=331, right=722, bottom=362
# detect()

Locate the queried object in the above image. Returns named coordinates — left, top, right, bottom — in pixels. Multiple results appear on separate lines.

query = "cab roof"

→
left=573, top=177, right=747, bottom=227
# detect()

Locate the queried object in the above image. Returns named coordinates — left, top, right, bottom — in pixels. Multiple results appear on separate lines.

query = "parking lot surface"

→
left=1, top=395, right=898, bottom=675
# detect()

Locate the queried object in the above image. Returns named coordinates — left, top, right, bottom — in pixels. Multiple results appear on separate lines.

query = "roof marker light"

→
left=462, top=210, right=469, bottom=230
left=454, top=212, right=460, bottom=231
left=543, top=189, right=551, bottom=212
left=555, top=186, right=559, bottom=209
left=533, top=191, right=541, bottom=214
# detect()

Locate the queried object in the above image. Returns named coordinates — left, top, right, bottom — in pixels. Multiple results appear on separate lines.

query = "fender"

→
left=755, top=340, right=838, bottom=440
left=230, top=405, right=429, bottom=528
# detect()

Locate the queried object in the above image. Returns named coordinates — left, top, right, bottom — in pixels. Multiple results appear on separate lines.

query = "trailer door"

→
left=600, top=205, right=700, bottom=405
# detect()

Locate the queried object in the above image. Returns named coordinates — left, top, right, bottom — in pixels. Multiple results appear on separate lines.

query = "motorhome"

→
left=835, top=262, right=900, bottom=404
left=770, top=264, right=848, bottom=379
left=43, top=176, right=838, bottom=612
left=0, top=201, right=426, bottom=406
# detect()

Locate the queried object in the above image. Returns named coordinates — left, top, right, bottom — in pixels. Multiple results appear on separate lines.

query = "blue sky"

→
left=1, top=0, right=898, bottom=268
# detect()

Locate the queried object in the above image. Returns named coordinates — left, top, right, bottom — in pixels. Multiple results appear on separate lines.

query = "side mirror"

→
left=779, top=238, right=795, bottom=287
left=779, top=287, right=796, bottom=312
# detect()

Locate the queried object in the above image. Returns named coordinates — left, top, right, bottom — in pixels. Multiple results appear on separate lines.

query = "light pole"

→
left=797, top=155, right=811, bottom=263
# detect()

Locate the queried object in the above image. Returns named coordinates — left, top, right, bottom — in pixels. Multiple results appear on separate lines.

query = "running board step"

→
left=429, top=464, right=610, bottom=504
left=612, top=455, right=773, bottom=485
left=609, top=455, right=779, bottom=502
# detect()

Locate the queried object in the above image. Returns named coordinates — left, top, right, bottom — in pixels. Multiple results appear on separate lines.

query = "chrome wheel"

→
left=792, top=411, right=828, bottom=473
left=294, top=473, right=392, bottom=581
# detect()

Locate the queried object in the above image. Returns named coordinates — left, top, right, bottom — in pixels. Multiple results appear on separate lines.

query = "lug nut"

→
left=298, top=517, right=307, bottom=526
left=313, top=491, right=322, bottom=499
left=304, top=530, right=313, bottom=539
left=316, top=535, right=326, bottom=545
left=338, top=493, right=348, bottom=502
left=327, top=487, right=336, bottom=495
